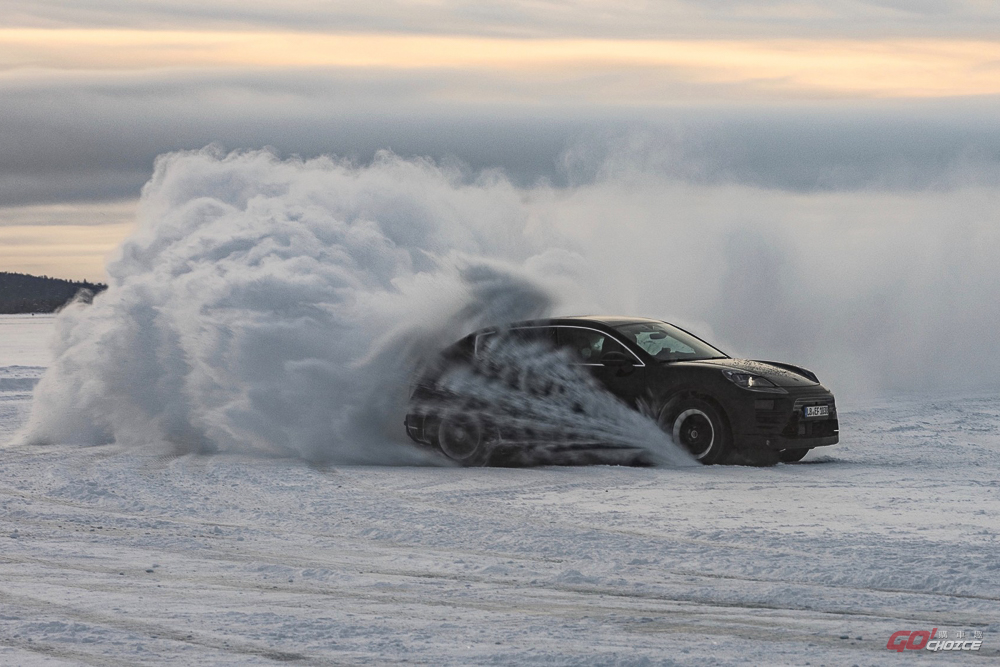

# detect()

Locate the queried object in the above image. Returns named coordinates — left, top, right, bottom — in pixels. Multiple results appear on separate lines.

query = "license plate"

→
left=804, top=405, right=829, bottom=418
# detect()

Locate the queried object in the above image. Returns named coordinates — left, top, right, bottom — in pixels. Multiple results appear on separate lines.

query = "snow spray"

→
left=17, top=147, right=688, bottom=465
left=412, top=337, right=695, bottom=466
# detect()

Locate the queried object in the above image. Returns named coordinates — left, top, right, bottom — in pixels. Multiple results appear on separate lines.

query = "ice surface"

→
left=2, top=316, right=999, bottom=665
left=0, top=317, right=46, bottom=443
left=0, top=314, right=54, bottom=367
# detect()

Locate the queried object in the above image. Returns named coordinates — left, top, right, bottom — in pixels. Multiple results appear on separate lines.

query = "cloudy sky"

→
left=2, top=1, right=999, bottom=280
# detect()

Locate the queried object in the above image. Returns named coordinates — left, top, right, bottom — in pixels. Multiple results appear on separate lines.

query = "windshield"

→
left=612, top=321, right=727, bottom=362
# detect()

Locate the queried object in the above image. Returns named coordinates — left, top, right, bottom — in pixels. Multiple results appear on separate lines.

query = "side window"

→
left=474, top=332, right=495, bottom=358
left=556, top=327, right=627, bottom=363
left=509, top=327, right=557, bottom=348
left=475, top=327, right=556, bottom=358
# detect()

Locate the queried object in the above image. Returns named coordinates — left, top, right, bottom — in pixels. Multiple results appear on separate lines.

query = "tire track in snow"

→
left=0, top=588, right=315, bottom=665
left=4, top=470, right=999, bottom=617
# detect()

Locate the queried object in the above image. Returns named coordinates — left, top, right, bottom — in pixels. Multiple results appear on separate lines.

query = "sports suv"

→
left=405, top=316, right=838, bottom=465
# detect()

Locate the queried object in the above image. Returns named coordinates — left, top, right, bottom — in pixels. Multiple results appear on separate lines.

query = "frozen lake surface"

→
left=0, top=314, right=54, bottom=367
left=1, top=315, right=998, bottom=664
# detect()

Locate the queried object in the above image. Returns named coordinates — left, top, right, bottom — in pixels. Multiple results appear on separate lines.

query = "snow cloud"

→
left=17, top=149, right=573, bottom=462
left=17, top=147, right=1000, bottom=464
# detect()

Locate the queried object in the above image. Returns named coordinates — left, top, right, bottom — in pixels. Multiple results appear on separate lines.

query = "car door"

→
left=555, top=326, right=646, bottom=403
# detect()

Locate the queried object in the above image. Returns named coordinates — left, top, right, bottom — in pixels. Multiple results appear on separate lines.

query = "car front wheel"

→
left=663, top=398, right=731, bottom=464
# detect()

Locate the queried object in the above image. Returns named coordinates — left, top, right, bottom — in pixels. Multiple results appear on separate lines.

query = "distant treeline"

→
left=0, top=272, right=108, bottom=314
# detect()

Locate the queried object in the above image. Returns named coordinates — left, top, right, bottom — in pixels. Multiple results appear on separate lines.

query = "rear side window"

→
left=441, top=334, right=475, bottom=362
left=556, top=327, right=627, bottom=363
left=475, top=327, right=556, bottom=358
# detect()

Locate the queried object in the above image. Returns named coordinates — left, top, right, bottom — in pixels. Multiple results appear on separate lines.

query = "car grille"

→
left=753, top=398, right=789, bottom=430
left=780, top=398, right=838, bottom=439
left=753, top=396, right=838, bottom=438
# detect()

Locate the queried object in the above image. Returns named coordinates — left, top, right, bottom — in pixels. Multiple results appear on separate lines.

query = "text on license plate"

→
left=804, top=405, right=829, bottom=418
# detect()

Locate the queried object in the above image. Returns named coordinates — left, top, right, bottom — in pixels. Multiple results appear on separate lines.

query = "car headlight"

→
left=722, top=370, right=787, bottom=393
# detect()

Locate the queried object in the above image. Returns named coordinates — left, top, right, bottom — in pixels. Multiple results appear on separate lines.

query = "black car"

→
left=405, top=316, right=838, bottom=465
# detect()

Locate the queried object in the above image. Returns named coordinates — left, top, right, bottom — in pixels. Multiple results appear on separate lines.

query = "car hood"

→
left=672, top=358, right=820, bottom=387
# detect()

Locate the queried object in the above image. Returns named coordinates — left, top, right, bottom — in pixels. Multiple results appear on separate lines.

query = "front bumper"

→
left=404, top=413, right=430, bottom=445
left=739, top=433, right=839, bottom=451
left=731, top=388, right=839, bottom=451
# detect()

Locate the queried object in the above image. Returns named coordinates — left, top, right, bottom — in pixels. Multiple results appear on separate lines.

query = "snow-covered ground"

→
left=1, top=314, right=998, bottom=665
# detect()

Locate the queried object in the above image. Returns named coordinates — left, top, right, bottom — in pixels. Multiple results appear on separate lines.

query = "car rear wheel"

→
left=662, top=398, right=730, bottom=464
left=778, top=448, right=810, bottom=463
left=434, top=412, right=490, bottom=465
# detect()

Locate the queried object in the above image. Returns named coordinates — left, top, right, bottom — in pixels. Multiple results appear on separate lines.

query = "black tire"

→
left=433, top=412, right=491, bottom=466
left=660, top=397, right=731, bottom=464
left=778, top=448, right=810, bottom=463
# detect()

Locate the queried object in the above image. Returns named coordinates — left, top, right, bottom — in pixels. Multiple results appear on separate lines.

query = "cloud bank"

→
left=3, top=69, right=999, bottom=207
left=4, top=1, right=998, bottom=38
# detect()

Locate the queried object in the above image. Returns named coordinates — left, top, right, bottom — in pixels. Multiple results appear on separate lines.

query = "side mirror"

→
left=600, top=351, right=634, bottom=367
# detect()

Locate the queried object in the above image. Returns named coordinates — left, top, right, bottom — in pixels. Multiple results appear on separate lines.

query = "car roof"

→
left=489, top=315, right=663, bottom=331
left=561, top=315, right=663, bottom=327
